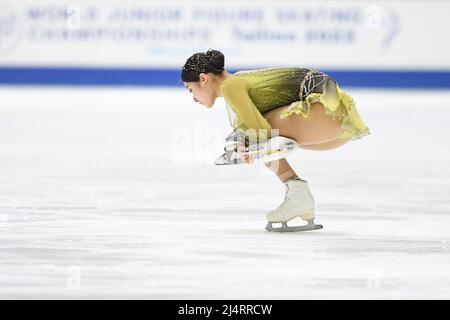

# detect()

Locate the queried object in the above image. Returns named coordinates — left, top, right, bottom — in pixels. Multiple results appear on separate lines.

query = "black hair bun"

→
left=205, top=49, right=224, bottom=71
left=181, top=49, right=225, bottom=81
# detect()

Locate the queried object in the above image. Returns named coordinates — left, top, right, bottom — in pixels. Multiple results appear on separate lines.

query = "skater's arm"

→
left=221, top=77, right=272, bottom=142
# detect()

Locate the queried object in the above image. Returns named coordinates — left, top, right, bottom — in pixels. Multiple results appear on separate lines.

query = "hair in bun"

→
left=181, top=49, right=225, bottom=82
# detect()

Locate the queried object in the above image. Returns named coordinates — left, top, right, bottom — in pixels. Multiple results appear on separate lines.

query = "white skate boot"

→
left=265, top=178, right=323, bottom=232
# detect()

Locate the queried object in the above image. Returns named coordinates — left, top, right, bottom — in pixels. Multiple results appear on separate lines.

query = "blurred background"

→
left=1, top=0, right=449, bottom=86
left=1, top=0, right=449, bottom=299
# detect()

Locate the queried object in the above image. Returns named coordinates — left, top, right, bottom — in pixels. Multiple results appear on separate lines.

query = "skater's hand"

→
left=236, top=144, right=255, bottom=164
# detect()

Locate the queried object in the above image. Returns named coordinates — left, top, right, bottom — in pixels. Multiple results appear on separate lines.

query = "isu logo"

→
left=0, top=4, right=20, bottom=53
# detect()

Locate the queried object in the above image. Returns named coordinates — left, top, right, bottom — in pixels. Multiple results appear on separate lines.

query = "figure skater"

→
left=181, top=49, right=370, bottom=232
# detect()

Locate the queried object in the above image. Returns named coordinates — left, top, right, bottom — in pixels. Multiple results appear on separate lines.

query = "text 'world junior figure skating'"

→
left=181, top=49, right=370, bottom=232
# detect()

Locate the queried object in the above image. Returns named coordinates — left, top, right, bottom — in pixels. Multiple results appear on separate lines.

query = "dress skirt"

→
left=279, top=70, right=371, bottom=141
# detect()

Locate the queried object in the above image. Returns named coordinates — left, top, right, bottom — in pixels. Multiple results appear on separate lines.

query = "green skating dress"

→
left=220, top=67, right=370, bottom=142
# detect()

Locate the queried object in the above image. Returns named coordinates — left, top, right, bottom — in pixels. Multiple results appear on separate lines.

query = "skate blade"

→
left=214, top=153, right=245, bottom=165
left=254, top=145, right=298, bottom=163
left=248, top=137, right=299, bottom=163
left=265, top=220, right=323, bottom=232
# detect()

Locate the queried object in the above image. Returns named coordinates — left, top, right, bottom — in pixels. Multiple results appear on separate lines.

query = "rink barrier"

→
left=0, top=67, right=449, bottom=88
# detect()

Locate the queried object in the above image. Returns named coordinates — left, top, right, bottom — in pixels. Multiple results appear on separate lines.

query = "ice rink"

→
left=0, top=87, right=449, bottom=299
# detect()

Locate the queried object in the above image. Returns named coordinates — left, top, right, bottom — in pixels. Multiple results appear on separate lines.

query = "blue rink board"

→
left=0, top=67, right=449, bottom=89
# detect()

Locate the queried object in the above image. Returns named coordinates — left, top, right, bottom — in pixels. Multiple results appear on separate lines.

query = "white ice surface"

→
left=0, top=87, right=449, bottom=299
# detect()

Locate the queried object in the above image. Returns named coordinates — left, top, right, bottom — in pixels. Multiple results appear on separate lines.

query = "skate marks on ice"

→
left=1, top=88, right=450, bottom=299
left=2, top=204, right=448, bottom=299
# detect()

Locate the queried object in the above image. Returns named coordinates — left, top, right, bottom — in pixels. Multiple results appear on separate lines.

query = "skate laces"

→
left=275, top=184, right=292, bottom=211
left=277, top=178, right=307, bottom=211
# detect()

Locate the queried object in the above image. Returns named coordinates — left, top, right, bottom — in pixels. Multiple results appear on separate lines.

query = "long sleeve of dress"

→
left=221, top=77, right=273, bottom=142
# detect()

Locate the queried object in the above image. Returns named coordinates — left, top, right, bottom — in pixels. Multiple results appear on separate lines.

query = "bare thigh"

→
left=263, top=102, right=344, bottom=145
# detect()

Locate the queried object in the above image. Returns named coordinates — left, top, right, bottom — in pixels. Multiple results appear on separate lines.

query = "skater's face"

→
left=184, top=73, right=216, bottom=108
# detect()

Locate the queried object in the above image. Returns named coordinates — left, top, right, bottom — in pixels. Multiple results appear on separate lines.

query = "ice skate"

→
left=214, top=147, right=246, bottom=165
left=265, top=178, right=323, bottom=232
left=243, top=135, right=298, bottom=162
left=215, top=129, right=248, bottom=165
left=215, top=133, right=299, bottom=165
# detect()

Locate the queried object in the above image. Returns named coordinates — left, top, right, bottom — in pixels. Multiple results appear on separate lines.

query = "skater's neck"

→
left=217, top=71, right=231, bottom=98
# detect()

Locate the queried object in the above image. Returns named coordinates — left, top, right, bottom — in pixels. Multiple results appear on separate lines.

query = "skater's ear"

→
left=199, top=73, right=208, bottom=85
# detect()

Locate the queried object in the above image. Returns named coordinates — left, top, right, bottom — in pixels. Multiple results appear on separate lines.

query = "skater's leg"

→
left=261, top=104, right=348, bottom=181
left=260, top=103, right=341, bottom=232
left=263, top=102, right=345, bottom=145
left=299, top=138, right=350, bottom=151
left=263, top=158, right=298, bottom=183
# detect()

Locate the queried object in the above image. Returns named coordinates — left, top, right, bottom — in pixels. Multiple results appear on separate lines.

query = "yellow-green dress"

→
left=220, top=67, right=370, bottom=142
